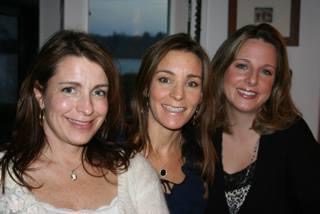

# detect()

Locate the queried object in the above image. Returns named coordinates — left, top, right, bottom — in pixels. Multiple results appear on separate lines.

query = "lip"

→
left=67, top=118, right=94, bottom=129
left=237, top=88, right=257, bottom=99
left=162, top=104, right=186, bottom=113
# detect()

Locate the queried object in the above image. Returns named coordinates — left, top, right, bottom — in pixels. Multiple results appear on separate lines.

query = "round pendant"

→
left=70, top=172, right=77, bottom=181
left=160, top=169, right=167, bottom=177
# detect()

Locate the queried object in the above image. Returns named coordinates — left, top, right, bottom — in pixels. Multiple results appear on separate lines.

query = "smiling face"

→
left=223, top=38, right=277, bottom=117
left=147, top=50, right=203, bottom=131
left=34, top=55, right=109, bottom=147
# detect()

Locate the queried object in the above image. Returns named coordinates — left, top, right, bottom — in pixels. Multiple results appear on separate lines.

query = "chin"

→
left=163, top=123, right=185, bottom=131
left=70, top=135, right=95, bottom=145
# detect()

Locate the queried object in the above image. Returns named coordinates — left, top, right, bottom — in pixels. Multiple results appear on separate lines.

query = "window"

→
left=88, top=0, right=169, bottom=116
left=0, top=13, right=18, bottom=143
left=0, top=0, right=39, bottom=143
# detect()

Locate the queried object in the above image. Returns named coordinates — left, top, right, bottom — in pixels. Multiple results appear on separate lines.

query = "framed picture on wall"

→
left=228, top=0, right=300, bottom=46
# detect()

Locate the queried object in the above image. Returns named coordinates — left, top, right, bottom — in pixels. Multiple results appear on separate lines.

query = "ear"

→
left=33, top=82, right=45, bottom=109
left=199, top=91, right=203, bottom=104
left=143, top=88, right=149, bottom=98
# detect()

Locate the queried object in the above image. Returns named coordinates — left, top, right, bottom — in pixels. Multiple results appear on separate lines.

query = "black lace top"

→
left=223, top=161, right=257, bottom=214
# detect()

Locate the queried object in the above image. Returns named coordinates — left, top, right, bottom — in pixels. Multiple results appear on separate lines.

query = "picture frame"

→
left=228, top=0, right=300, bottom=46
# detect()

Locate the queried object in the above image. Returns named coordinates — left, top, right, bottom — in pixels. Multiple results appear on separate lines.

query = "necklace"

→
left=42, top=152, right=82, bottom=181
left=159, top=169, right=167, bottom=177
left=250, top=140, right=260, bottom=163
left=150, top=135, right=184, bottom=178
left=70, top=163, right=82, bottom=181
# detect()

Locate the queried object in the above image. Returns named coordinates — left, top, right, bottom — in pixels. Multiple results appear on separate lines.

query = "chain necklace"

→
left=150, top=136, right=183, bottom=178
left=158, top=151, right=183, bottom=178
left=70, top=163, right=82, bottom=181
left=249, top=140, right=259, bottom=164
left=42, top=152, right=82, bottom=181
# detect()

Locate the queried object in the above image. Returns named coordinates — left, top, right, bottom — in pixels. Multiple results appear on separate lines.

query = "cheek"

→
left=262, top=79, right=275, bottom=95
left=187, top=91, right=202, bottom=106
left=223, top=71, right=234, bottom=92
left=224, top=69, right=240, bottom=87
left=223, top=79, right=233, bottom=97
left=95, top=100, right=109, bottom=116
left=149, top=84, right=169, bottom=103
left=45, top=96, right=74, bottom=113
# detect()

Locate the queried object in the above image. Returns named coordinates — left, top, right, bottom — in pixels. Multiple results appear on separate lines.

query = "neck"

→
left=41, top=143, right=83, bottom=167
left=226, top=109, right=260, bottom=141
left=228, top=108, right=256, bottom=128
left=147, top=121, right=183, bottom=155
left=147, top=126, right=182, bottom=156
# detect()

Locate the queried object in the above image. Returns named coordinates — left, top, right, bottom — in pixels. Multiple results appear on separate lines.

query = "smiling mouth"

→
left=237, top=88, right=257, bottom=97
left=162, top=104, right=186, bottom=113
left=68, top=118, right=93, bottom=128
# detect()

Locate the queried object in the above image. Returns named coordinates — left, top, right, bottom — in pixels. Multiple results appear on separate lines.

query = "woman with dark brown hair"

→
left=129, top=33, right=216, bottom=213
left=206, top=23, right=320, bottom=214
left=0, top=30, right=168, bottom=213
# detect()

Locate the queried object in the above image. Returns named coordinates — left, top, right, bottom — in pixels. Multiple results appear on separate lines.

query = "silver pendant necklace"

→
left=70, top=163, right=82, bottom=181
left=42, top=152, right=82, bottom=181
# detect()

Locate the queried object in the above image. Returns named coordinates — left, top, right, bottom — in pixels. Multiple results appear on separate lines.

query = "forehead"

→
left=235, top=38, right=277, bottom=65
left=237, top=39, right=276, bottom=56
left=156, top=50, right=202, bottom=74
left=50, top=55, right=108, bottom=83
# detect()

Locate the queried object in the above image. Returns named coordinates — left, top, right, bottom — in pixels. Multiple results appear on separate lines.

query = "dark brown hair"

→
left=0, top=30, right=134, bottom=191
left=210, top=23, right=301, bottom=134
left=129, top=33, right=216, bottom=183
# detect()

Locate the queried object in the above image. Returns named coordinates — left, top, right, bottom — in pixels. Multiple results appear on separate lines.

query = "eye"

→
left=235, top=63, right=248, bottom=70
left=92, top=89, right=108, bottom=97
left=61, top=87, right=76, bottom=94
left=187, top=80, right=201, bottom=88
left=158, top=76, right=170, bottom=84
left=261, top=69, right=273, bottom=76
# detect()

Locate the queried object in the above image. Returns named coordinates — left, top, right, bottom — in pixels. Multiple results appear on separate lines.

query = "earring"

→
left=142, top=90, right=150, bottom=113
left=39, top=109, right=44, bottom=126
left=192, top=106, right=200, bottom=126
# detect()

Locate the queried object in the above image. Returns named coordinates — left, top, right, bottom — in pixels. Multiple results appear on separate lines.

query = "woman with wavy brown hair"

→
left=129, top=33, right=216, bottom=213
left=206, top=23, right=320, bottom=214
left=0, top=30, right=168, bottom=213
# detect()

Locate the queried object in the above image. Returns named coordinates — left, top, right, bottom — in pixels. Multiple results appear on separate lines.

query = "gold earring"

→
left=192, top=106, right=200, bottom=126
left=39, top=109, right=44, bottom=126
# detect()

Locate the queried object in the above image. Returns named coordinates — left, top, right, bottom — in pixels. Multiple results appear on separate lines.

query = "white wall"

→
left=39, top=0, right=61, bottom=46
left=201, top=0, right=320, bottom=140
left=63, top=0, right=88, bottom=31
left=169, top=0, right=189, bottom=34
left=39, top=0, right=88, bottom=47
left=288, top=1, right=320, bottom=140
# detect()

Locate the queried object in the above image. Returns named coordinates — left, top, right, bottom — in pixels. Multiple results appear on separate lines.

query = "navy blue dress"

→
left=161, top=155, right=207, bottom=213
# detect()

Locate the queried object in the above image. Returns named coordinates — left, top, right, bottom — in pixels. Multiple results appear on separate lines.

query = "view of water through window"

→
left=88, top=0, right=169, bottom=116
left=88, top=0, right=169, bottom=74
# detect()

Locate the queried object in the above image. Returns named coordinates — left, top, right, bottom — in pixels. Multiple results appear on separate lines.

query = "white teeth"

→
left=238, top=89, right=256, bottom=96
left=163, top=105, right=185, bottom=113
left=68, top=118, right=90, bottom=125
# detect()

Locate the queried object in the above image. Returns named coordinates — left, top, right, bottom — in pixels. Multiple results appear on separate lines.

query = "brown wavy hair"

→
left=209, top=23, right=301, bottom=134
left=0, top=30, right=135, bottom=192
left=128, top=33, right=216, bottom=183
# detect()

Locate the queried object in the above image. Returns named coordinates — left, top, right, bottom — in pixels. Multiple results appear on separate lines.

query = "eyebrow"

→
left=58, top=82, right=109, bottom=87
left=155, top=70, right=202, bottom=79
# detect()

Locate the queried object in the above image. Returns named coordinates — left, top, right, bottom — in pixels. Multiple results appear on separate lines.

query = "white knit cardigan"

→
left=0, top=153, right=169, bottom=214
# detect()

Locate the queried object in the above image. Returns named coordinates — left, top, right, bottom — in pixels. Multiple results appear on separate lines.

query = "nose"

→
left=170, top=83, right=184, bottom=100
left=76, top=94, right=94, bottom=115
left=246, top=70, right=258, bottom=86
